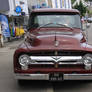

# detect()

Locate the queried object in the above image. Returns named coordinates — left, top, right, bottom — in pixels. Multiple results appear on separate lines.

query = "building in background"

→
left=14, top=0, right=29, bottom=16
left=9, top=0, right=28, bottom=16
left=12, top=0, right=29, bottom=27
left=27, top=0, right=72, bottom=9
left=0, top=0, right=10, bottom=15
left=0, top=0, right=29, bottom=42
left=0, top=0, right=10, bottom=12
left=51, top=0, right=72, bottom=9
left=0, top=0, right=28, bottom=16
left=0, top=0, right=29, bottom=26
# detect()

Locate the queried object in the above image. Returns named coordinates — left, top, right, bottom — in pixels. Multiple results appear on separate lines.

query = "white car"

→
left=88, top=18, right=92, bottom=23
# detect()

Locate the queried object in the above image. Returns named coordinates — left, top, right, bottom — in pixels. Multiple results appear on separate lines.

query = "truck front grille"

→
left=27, top=51, right=86, bottom=69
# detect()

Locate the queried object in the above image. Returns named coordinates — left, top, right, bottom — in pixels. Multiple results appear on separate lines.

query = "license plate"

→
left=49, top=73, right=63, bottom=81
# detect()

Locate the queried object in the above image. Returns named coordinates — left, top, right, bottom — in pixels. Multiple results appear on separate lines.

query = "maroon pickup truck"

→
left=14, top=8, right=92, bottom=82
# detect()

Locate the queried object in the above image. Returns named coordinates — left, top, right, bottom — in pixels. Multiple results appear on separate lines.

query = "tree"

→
left=85, top=0, right=92, bottom=1
left=74, top=1, right=87, bottom=16
left=71, top=0, right=75, bottom=4
left=88, top=10, right=92, bottom=17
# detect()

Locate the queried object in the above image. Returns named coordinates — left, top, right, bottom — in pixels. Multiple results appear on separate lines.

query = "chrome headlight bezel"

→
left=83, top=54, right=92, bottom=70
left=83, top=54, right=92, bottom=65
left=19, top=54, right=30, bottom=66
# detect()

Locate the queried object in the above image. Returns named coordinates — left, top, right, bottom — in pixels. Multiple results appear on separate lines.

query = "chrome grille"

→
left=29, top=56, right=83, bottom=65
left=27, top=51, right=85, bottom=69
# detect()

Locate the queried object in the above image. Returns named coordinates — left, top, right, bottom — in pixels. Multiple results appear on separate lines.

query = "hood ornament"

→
left=55, top=40, right=59, bottom=47
left=54, top=32, right=59, bottom=47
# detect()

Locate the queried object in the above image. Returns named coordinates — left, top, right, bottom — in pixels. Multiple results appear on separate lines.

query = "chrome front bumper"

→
left=15, top=73, right=92, bottom=80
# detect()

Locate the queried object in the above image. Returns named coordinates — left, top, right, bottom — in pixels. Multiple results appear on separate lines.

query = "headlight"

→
left=83, top=54, right=92, bottom=70
left=83, top=54, right=92, bottom=65
left=19, top=54, right=30, bottom=66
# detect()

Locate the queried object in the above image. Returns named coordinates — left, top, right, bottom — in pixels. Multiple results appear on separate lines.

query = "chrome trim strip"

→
left=15, top=74, right=49, bottom=80
left=59, top=62, right=83, bottom=65
left=64, top=74, right=92, bottom=80
left=30, top=56, right=82, bottom=62
left=15, top=73, right=92, bottom=80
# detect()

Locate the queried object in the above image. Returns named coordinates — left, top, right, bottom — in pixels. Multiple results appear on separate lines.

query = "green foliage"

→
left=71, top=0, right=75, bottom=4
left=85, top=0, right=92, bottom=1
left=73, top=1, right=87, bottom=16
left=88, top=10, right=92, bottom=17
left=85, top=0, right=88, bottom=1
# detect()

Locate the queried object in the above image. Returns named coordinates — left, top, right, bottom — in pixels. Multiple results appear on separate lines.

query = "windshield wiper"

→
left=56, top=23, right=73, bottom=30
left=37, top=23, right=73, bottom=31
left=28, top=23, right=73, bottom=31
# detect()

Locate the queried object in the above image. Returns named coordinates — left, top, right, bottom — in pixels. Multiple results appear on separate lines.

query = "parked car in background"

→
left=14, top=8, right=92, bottom=83
left=87, top=17, right=92, bottom=23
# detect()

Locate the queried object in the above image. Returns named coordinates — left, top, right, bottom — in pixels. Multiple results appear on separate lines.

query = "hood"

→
left=26, top=28, right=85, bottom=51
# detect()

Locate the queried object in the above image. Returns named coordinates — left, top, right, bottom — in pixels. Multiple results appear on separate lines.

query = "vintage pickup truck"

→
left=14, top=8, right=92, bottom=82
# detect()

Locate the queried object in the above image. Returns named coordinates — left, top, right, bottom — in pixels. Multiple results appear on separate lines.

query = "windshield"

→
left=28, top=13, right=81, bottom=29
